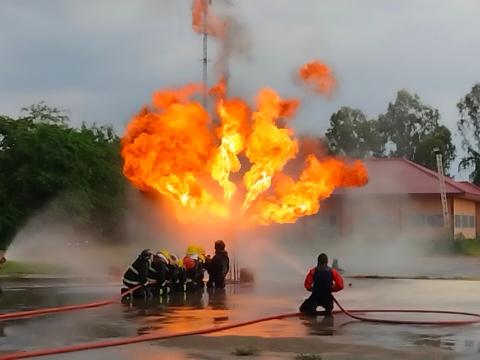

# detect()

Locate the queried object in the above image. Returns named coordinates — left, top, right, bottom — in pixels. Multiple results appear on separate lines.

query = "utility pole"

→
left=202, top=0, right=211, bottom=109
left=201, top=1, right=240, bottom=283
left=434, top=147, right=451, bottom=238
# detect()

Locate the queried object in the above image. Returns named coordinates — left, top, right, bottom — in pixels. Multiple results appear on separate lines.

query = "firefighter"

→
left=147, top=252, right=169, bottom=296
left=122, top=249, right=153, bottom=299
left=206, top=240, right=229, bottom=289
left=168, top=253, right=187, bottom=292
left=197, top=246, right=206, bottom=263
left=299, top=253, right=344, bottom=316
left=332, top=258, right=344, bottom=274
left=158, top=249, right=174, bottom=294
left=196, top=246, right=206, bottom=288
left=183, top=245, right=200, bottom=291
left=183, top=245, right=198, bottom=280
left=183, top=245, right=206, bottom=291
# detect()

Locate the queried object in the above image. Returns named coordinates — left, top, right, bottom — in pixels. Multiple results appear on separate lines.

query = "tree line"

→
left=0, top=103, right=126, bottom=250
left=325, top=85, right=480, bottom=179
left=1, top=84, right=480, bottom=249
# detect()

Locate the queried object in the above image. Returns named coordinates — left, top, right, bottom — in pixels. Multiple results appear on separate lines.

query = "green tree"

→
left=457, top=84, right=480, bottom=184
left=21, top=101, right=69, bottom=125
left=325, top=107, right=385, bottom=157
left=377, top=89, right=455, bottom=172
left=0, top=104, right=126, bottom=249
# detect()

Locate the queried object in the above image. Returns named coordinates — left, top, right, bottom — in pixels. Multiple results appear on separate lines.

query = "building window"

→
left=427, top=215, right=444, bottom=227
left=454, top=214, right=475, bottom=228
left=410, top=214, right=425, bottom=227
left=362, top=214, right=392, bottom=227
left=410, top=214, right=443, bottom=228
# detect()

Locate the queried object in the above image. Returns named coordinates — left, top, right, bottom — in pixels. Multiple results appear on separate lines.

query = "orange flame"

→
left=121, top=82, right=368, bottom=226
left=122, top=68, right=366, bottom=225
left=210, top=97, right=250, bottom=199
left=241, top=89, right=299, bottom=214
left=299, top=60, right=336, bottom=97
left=191, top=0, right=225, bottom=38
left=121, top=2, right=368, bottom=226
left=121, top=85, right=228, bottom=222
left=251, top=156, right=368, bottom=224
left=208, top=75, right=228, bottom=99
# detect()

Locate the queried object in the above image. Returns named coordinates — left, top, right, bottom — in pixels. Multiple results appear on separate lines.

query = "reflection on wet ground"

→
left=0, top=278, right=480, bottom=359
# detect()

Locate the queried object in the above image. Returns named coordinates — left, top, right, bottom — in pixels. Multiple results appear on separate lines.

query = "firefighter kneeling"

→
left=147, top=252, right=169, bottom=296
left=299, top=253, right=344, bottom=316
left=183, top=245, right=206, bottom=292
left=121, top=249, right=153, bottom=300
left=122, top=241, right=230, bottom=300
left=158, top=250, right=187, bottom=294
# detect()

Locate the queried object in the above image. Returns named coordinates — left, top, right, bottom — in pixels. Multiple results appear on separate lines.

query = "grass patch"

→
left=232, top=345, right=259, bottom=356
left=295, top=354, right=323, bottom=360
left=0, top=261, right=67, bottom=275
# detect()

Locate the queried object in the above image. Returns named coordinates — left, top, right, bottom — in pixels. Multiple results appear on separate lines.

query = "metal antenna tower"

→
left=434, top=148, right=451, bottom=235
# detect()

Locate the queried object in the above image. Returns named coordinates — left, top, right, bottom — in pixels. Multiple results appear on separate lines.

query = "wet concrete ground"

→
left=0, top=278, right=480, bottom=359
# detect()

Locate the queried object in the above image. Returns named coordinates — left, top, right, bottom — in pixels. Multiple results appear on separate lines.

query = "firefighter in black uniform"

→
left=206, top=240, right=229, bottom=289
left=147, top=252, right=169, bottom=296
left=170, top=254, right=187, bottom=292
left=122, top=249, right=152, bottom=299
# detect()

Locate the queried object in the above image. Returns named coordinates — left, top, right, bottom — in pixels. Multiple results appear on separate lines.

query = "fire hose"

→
left=0, top=284, right=142, bottom=321
left=2, top=296, right=480, bottom=359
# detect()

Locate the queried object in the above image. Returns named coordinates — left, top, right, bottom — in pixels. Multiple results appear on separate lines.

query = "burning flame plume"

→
left=210, top=79, right=249, bottom=200
left=121, top=85, right=228, bottom=222
left=192, top=0, right=225, bottom=38
left=241, top=89, right=299, bottom=214
left=299, top=60, right=336, bottom=97
left=252, top=156, right=368, bottom=224
left=121, top=80, right=368, bottom=226
left=120, top=2, right=368, bottom=226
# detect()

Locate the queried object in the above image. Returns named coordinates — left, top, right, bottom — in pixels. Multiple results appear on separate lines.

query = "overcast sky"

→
left=1, top=0, right=479, bottom=176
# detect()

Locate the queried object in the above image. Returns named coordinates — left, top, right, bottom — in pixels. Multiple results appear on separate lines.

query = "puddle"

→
left=0, top=278, right=480, bottom=359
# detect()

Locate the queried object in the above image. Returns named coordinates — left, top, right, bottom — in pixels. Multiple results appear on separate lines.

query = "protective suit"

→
left=122, top=249, right=152, bottom=299
left=147, top=252, right=169, bottom=296
left=183, top=245, right=205, bottom=291
left=206, top=240, right=229, bottom=289
left=299, top=253, right=344, bottom=316
left=167, top=253, right=187, bottom=292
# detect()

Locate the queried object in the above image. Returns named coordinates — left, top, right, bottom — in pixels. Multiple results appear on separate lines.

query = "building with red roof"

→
left=309, top=158, right=480, bottom=240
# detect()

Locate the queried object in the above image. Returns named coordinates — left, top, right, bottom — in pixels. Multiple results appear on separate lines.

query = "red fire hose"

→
left=0, top=285, right=142, bottom=321
left=332, top=297, right=480, bottom=325
left=2, top=296, right=480, bottom=359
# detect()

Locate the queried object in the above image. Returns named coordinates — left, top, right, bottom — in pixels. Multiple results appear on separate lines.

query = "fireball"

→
left=120, top=1, right=368, bottom=226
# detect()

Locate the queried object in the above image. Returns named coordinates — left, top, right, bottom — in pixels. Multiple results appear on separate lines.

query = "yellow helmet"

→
left=186, top=244, right=197, bottom=256
left=197, top=246, right=206, bottom=256
left=196, top=246, right=206, bottom=262
left=160, top=249, right=170, bottom=261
